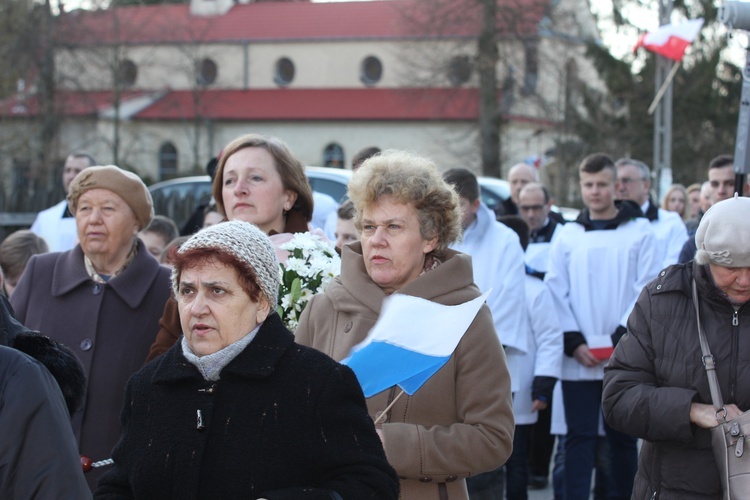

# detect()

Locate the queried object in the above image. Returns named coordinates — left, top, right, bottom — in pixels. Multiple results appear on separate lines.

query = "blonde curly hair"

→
left=347, top=150, right=461, bottom=258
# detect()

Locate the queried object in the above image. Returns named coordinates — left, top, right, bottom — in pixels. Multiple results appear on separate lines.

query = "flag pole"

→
left=373, top=389, right=406, bottom=425
left=648, top=60, right=681, bottom=115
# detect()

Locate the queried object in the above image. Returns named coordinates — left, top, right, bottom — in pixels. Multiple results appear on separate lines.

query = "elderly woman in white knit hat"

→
left=603, top=195, right=750, bottom=499
left=10, top=165, right=172, bottom=491
left=95, top=220, right=399, bottom=499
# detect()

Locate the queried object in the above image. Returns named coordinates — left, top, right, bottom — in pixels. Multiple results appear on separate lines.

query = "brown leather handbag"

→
left=693, top=279, right=750, bottom=499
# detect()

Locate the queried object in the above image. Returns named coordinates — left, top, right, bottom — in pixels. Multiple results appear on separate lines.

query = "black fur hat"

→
left=12, top=333, right=86, bottom=416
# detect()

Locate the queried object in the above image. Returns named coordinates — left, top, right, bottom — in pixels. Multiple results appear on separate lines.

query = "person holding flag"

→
left=296, top=150, right=514, bottom=500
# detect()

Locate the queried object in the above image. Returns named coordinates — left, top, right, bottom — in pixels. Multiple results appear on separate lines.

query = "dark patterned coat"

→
left=10, top=239, right=172, bottom=490
left=95, top=312, right=399, bottom=499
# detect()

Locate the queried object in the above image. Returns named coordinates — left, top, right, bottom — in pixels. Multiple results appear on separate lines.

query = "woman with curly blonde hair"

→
left=296, top=150, right=514, bottom=500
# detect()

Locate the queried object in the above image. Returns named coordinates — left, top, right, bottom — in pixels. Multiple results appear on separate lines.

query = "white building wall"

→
left=93, top=117, right=555, bottom=183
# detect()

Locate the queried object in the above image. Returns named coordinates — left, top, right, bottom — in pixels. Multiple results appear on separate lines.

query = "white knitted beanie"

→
left=695, top=194, right=750, bottom=268
left=171, top=220, right=279, bottom=305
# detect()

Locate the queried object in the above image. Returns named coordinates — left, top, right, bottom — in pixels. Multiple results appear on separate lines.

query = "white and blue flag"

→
left=342, top=291, right=490, bottom=397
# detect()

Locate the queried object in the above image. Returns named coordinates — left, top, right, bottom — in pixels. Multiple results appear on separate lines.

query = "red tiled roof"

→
left=134, top=88, right=488, bottom=121
left=134, top=87, right=556, bottom=126
left=0, top=90, right=150, bottom=117
left=58, top=0, right=548, bottom=45
left=2, top=88, right=556, bottom=126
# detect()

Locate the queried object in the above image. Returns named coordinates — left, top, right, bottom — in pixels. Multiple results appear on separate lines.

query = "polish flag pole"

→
left=634, top=18, right=704, bottom=115
left=648, top=61, right=681, bottom=115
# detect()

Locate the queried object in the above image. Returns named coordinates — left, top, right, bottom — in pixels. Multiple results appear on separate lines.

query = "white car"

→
left=149, top=167, right=528, bottom=229
left=477, top=176, right=511, bottom=212
left=149, top=167, right=356, bottom=230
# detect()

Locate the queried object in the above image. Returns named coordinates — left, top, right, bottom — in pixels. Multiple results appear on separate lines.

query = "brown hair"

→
left=212, top=133, right=313, bottom=223
left=443, top=167, right=480, bottom=203
left=580, top=153, right=615, bottom=175
left=0, top=230, right=49, bottom=286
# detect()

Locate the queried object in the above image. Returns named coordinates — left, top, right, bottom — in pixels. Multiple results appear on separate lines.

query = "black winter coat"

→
left=0, top=294, right=89, bottom=497
left=0, top=345, right=91, bottom=498
left=95, top=312, right=399, bottom=499
left=603, top=262, right=750, bottom=499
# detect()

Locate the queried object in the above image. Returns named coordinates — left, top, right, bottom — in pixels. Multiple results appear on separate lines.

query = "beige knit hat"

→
left=172, top=220, right=279, bottom=306
left=695, top=194, right=750, bottom=268
left=67, top=165, right=154, bottom=230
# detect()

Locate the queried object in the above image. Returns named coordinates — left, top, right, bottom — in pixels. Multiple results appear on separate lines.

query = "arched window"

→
left=522, top=40, right=539, bottom=95
left=360, top=56, right=383, bottom=86
left=323, top=143, right=345, bottom=169
left=447, top=55, right=472, bottom=86
left=117, top=59, right=138, bottom=87
left=159, top=142, right=178, bottom=180
left=274, top=57, right=295, bottom=87
left=197, top=58, right=218, bottom=86
left=564, top=59, right=579, bottom=120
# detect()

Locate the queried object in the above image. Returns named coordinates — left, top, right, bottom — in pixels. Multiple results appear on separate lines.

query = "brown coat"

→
left=10, top=240, right=172, bottom=490
left=296, top=243, right=515, bottom=500
left=603, top=263, right=750, bottom=499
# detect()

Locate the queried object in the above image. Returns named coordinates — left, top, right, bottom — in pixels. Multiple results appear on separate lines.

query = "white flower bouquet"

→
left=276, top=232, right=341, bottom=331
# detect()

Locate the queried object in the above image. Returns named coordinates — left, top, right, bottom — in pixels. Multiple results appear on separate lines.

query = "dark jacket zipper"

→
left=730, top=308, right=739, bottom=401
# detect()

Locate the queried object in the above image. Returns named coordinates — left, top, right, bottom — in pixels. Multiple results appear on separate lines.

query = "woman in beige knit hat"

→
left=95, top=220, right=399, bottom=499
left=10, top=165, right=172, bottom=492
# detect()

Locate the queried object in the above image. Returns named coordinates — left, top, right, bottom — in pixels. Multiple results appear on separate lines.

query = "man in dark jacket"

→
left=0, top=270, right=89, bottom=497
left=678, top=154, right=747, bottom=263
left=494, top=162, right=538, bottom=217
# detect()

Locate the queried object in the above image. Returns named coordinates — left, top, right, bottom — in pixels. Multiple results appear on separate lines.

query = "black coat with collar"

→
left=95, top=312, right=399, bottom=500
left=10, top=240, right=172, bottom=490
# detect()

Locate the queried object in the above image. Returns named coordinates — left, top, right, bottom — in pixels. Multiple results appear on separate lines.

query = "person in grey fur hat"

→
left=96, top=220, right=399, bottom=499
left=602, top=194, right=750, bottom=499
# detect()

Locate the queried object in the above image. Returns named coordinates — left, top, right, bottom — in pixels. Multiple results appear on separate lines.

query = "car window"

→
left=307, top=177, right=348, bottom=203
left=480, top=187, right=505, bottom=212
left=150, top=180, right=213, bottom=231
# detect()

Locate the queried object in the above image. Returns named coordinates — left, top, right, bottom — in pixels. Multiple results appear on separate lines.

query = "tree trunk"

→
left=478, top=0, right=500, bottom=178
left=38, top=0, right=58, bottom=187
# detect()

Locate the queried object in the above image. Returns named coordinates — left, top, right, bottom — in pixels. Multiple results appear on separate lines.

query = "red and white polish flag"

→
left=634, top=18, right=704, bottom=62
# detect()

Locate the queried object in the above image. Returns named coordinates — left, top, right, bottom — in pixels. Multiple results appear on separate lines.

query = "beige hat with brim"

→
left=67, top=165, right=153, bottom=230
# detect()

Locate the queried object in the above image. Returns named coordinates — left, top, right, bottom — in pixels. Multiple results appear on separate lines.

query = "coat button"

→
left=656, top=284, right=662, bottom=290
left=419, top=477, right=432, bottom=483
left=92, top=283, right=103, bottom=295
left=80, top=338, right=93, bottom=351
left=344, top=321, right=353, bottom=333
left=446, top=475, right=458, bottom=482
left=660, top=271, right=666, bottom=276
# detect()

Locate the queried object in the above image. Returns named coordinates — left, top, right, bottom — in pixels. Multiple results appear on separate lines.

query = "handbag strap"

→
left=692, top=277, right=727, bottom=421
